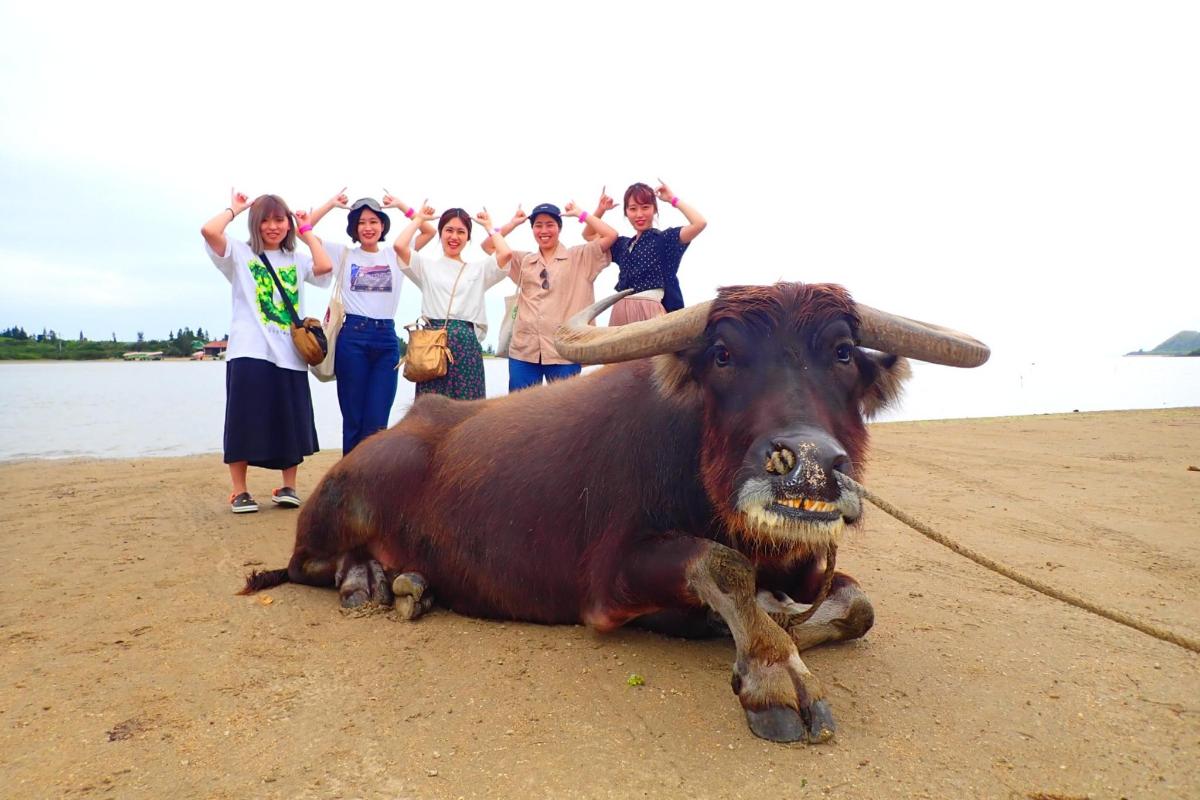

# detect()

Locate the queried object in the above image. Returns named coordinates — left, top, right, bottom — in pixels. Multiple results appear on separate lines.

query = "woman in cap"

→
left=483, top=200, right=617, bottom=391
left=200, top=189, right=333, bottom=513
left=306, top=189, right=435, bottom=453
left=393, top=204, right=514, bottom=400
left=584, top=179, right=707, bottom=325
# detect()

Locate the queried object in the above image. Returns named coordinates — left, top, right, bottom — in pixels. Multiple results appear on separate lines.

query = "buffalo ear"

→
left=859, top=353, right=911, bottom=419
left=652, top=350, right=703, bottom=399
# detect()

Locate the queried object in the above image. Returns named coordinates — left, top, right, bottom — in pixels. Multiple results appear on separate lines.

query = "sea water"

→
left=0, top=355, right=1196, bottom=460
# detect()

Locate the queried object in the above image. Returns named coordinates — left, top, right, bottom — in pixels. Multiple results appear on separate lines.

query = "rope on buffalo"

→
left=836, top=473, right=1200, bottom=655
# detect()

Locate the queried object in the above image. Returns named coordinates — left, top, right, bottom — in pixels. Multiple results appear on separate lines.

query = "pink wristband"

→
left=670, top=196, right=679, bottom=208
left=578, top=211, right=588, bottom=223
left=298, top=224, right=313, bottom=235
left=404, top=207, right=415, bottom=219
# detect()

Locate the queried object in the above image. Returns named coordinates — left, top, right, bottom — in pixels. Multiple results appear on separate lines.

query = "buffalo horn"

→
left=856, top=304, right=991, bottom=368
left=553, top=290, right=712, bottom=364
left=554, top=290, right=990, bottom=368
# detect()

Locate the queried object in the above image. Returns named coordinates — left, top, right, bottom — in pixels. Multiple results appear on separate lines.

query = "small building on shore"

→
left=198, top=341, right=228, bottom=359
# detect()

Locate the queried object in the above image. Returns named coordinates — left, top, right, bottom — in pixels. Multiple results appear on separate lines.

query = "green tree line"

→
left=0, top=326, right=225, bottom=360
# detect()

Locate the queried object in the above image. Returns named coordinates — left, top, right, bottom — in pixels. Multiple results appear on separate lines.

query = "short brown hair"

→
left=247, top=194, right=296, bottom=252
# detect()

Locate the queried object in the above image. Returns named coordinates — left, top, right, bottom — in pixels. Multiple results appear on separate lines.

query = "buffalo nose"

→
left=763, top=431, right=850, bottom=495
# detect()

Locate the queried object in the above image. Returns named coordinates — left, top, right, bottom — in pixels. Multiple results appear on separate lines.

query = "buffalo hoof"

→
left=338, top=558, right=394, bottom=609
left=744, top=706, right=807, bottom=743
left=392, top=572, right=434, bottom=621
left=732, top=656, right=836, bottom=745
left=802, top=698, right=836, bottom=744
left=743, top=700, right=836, bottom=744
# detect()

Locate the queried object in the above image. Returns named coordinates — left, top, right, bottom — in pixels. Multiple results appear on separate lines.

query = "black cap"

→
left=528, top=203, right=562, bottom=228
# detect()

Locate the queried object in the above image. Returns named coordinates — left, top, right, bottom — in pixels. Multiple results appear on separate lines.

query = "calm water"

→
left=0, top=355, right=1197, bottom=461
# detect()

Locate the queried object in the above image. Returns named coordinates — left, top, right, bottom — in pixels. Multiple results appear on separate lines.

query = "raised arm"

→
left=383, top=192, right=437, bottom=251
left=481, top=206, right=528, bottom=256
left=581, top=186, right=617, bottom=243
left=294, top=208, right=333, bottom=275
left=201, top=188, right=251, bottom=254
left=657, top=179, right=707, bottom=244
left=393, top=203, right=437, bottom=266
left=473, top=208, right=513, bottom=270
left=307, top=187, right=349, bottom=228
left=565, top=200, right=618, bottom=252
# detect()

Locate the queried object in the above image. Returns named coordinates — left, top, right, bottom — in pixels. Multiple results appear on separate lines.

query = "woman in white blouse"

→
left=393, top=205, right=513, bottom=400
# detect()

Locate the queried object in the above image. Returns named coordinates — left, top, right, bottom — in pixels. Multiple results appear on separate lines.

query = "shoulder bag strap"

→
left=259, top=251, right=302, bottom=326
left=442, top=259, right=469, bottom=321
left=331, top=247, right=349, bottom=304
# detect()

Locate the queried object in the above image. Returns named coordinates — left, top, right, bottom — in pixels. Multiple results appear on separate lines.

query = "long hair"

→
left=247, top=194, right=296, bottom=253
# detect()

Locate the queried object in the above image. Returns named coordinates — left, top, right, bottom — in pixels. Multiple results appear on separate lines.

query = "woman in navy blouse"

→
left=585, top=179, right=707, bottom=325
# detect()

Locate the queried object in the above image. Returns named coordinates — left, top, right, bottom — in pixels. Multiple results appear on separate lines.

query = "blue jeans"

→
left=508, top=358, right=582, bottom=392
left=335, top=314, right=400, bottom=454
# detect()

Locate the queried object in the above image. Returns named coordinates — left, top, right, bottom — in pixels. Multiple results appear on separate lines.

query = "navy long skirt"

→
left=224, top=356, right=319, bottom=470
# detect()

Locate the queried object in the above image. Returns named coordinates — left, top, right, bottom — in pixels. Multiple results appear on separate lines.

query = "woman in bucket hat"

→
left=306, top=188, right=436, bottom=453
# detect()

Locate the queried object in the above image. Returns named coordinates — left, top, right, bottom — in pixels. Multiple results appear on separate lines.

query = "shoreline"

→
left=3, top=407, right=1197, bottom=466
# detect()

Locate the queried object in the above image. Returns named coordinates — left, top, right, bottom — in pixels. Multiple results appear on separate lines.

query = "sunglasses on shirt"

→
left=539, top=268, right=550, bottom=290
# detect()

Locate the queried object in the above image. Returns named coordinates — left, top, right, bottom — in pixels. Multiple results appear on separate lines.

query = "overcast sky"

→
left=0, top=1, right=1196, bottom=360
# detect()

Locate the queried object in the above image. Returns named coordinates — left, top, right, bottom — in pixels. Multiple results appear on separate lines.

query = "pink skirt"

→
left=609, top=297, right=666, bottom=326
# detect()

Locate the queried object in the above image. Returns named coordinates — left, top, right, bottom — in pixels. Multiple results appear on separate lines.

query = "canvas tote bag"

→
left=310, top=247, right=349, bottom=382
left=402, top=260, right=467, bottom=383
left=496, top=293, right=517, bottom=358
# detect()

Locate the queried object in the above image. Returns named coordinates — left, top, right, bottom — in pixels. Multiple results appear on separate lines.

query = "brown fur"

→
left=242, top=283, right=912, bottom=741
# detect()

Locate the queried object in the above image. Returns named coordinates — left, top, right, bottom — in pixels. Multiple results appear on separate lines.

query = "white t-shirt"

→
left=206, top=238, right=332, bottom=371
left=400, top=250, right=510, bottom=341
left=323, top=242, right=405, bottom=319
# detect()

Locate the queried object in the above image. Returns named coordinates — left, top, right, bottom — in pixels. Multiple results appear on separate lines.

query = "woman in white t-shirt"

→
left=393, top=205, right=514, bottom=400
left=307, top=190, right=435, bottom=453
left=201, top=190, right=333, bottom=514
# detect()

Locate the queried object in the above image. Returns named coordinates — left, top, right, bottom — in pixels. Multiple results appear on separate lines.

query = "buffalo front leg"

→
left=759, top=572, right=876, bottom=652
left=689, top=544, right=835, bottom=744
left=594, top=536, right=834, bottom=744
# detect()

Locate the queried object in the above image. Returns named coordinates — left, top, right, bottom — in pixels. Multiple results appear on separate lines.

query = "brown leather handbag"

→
left=402, top=260, right=467, bottom=383
left=260, top=251, right=328, bottom=367
left=402, top=318, right=455, bottom=382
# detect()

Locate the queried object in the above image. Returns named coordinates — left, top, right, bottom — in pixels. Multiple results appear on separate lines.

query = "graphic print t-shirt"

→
left=323, top=242, right=405, bottom=319
left=206, top=238, right=331, bottom=371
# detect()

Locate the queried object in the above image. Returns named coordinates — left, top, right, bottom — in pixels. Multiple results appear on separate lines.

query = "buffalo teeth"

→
left=775, top=498, right=836, bottom=513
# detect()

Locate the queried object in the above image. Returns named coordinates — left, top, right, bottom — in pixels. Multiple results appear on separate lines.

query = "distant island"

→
left=1127, top=330, right=1200, bottom=357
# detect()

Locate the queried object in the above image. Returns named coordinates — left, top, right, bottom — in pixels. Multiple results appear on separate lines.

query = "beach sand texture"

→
left=2, top=409, right=1198, bottom=799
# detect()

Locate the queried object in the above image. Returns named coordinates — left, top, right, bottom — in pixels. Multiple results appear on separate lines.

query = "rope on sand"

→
left=836, top=473, right=1200, bottom=655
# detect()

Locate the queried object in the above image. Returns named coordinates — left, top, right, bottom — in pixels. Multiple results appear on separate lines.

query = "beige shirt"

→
left=506, top=241, right=611, bottom=364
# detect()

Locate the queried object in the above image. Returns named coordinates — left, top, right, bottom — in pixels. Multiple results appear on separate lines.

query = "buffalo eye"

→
left=835, top=342, right=853, bottom=364
left=713, top=344, right=732, bottom=368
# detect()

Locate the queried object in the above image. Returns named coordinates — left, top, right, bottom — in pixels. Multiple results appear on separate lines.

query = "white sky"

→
left=0, top=1, right=1197, bottom=359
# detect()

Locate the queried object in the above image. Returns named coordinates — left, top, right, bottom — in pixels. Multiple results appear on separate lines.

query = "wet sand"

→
left=1, top=409, right=1198, bottom=799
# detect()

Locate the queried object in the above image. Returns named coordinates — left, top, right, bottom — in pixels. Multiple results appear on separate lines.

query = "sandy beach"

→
left=1, top=408, right=1198, bottom=799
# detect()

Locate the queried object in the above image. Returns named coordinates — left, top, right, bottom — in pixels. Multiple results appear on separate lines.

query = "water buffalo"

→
left=242, top=282, right=988, bottom=743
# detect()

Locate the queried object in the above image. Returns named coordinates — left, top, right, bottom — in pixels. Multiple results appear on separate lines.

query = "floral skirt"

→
left=414, top=319, right=485, bottom=400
